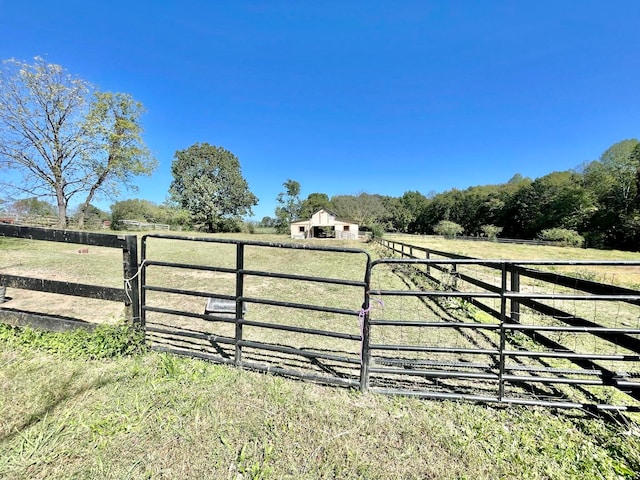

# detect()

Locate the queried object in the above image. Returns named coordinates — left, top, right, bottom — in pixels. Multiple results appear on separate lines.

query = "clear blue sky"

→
left=1, top=1, right=639, bottom=220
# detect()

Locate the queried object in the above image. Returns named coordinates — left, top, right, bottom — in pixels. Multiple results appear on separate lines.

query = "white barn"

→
left=289, top=208, right=359, bottom=240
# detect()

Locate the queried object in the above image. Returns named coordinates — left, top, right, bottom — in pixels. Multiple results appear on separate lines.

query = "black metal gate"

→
left=368, top=243, right=640, bottom=412
left=140, top=234, right=370, bottom=388
left=139, top=234, right=640, bottom=412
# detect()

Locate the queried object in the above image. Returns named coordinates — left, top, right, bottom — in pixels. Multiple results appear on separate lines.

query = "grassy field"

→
left=2, top=231, right=640, bottom=477
left=384, top=234, right=640, bottom=288
left=1, top=324, right=640, bottom=479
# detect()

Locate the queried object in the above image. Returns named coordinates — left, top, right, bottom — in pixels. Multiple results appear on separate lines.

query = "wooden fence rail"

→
left=0, top=224, right=139, bottom=331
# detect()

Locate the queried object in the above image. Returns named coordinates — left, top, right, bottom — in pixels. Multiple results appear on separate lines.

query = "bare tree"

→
left=0, top=57, right=156, bottom=228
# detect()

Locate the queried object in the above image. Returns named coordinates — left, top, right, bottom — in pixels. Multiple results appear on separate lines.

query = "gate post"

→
left=122, top=234, right=140, bottom=327
left=234, top=243, right=245, bottom=366
left=359, top=264, right=373, bottom=392
left=359, top=305, right=371, bottom=393
left=509, top=265, right=520, bottom=323
left=425, top=250, right=431, bottom=276
left=498, top=262, right=508, bottom=402
left=450, top=262, right=458, bottom=290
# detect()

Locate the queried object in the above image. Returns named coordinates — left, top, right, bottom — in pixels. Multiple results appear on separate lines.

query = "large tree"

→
left=331, top=192, right=388, bottom=227
left=0, top=57, right=156, bottom=228
left=169, top=143, right=258, bottom=232
left=583, top=138, right=640, bottom=248
left=398, top=190, right=429, bottom=233
left=507, top=170, right=594, bottom=239
left=274, top=179, right=301, bottom=233
left=76, top=92, right=157, bottom=228
left=584, top=139, right=639, bottom=214
left=299, top=192, right=332, bottom=219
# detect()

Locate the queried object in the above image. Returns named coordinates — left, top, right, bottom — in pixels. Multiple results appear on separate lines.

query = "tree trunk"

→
left=76, top=200, right=91, bottom=229
left=56, top=190, right=67, bottom=229
left=77, top=208, right=86, bottom=229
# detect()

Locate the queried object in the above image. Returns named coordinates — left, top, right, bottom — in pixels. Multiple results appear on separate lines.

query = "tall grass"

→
left=1, top=324, right=639, bottom=479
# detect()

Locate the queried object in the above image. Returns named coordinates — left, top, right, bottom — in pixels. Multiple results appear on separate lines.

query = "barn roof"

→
left=291, top=208, right=358, bottom=225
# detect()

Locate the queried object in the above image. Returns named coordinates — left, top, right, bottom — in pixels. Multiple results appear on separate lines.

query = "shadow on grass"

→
left=1, top=362, right=121, bottom=442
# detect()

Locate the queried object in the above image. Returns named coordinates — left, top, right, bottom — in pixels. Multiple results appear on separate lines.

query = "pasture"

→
left=385, top=234, right=640, bottom=288
left=1, top=326, right=640, bottom=479
left=2, top=231, right=640, bottom=477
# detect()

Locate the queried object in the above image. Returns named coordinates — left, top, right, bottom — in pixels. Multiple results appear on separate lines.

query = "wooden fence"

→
left=0, top=224, right=139, bottom=331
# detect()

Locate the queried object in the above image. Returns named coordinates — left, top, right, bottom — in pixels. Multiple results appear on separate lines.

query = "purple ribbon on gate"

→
left=357, top=298, right=384, bottom=359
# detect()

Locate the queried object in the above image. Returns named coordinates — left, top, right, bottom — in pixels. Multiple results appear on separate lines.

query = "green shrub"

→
left=369, top=223, right=385, bottom=240
left=538, top=228, right=585, bottom=247
left=481, top=224, right=503, bottom=241
left=433, top=220, right=463, bottom=238
left=243, top=221, right=256, bottom=234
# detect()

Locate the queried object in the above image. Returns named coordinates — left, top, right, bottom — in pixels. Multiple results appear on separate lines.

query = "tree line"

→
left=2, top=58, right=639, bottom=250
left=410, top=138, right=640, bottom=249
left=264, top=138, right=640, bottom=250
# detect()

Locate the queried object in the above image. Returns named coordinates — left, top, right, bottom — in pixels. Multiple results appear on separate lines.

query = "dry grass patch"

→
left=386, top=234, right=640, bottom=288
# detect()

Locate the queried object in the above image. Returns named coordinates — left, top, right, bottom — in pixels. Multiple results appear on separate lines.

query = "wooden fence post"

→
left=510, top=265, right=520, bottom=323
left=122, top=235, right=140, bottom=327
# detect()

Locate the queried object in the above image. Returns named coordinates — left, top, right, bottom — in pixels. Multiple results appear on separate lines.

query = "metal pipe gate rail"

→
left=140, top=234, right=371, bottom=389
left=374, top=238, right=640, bottom=412
left=137, top=233, right=640, bottom=412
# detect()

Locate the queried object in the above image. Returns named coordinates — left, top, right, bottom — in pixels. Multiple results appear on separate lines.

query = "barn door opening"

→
left=312, top=226, right=335, bottom=238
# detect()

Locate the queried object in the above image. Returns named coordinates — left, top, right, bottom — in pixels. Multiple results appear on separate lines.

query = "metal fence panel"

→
left=373, top=239, right=640, bottom=412
left=140, top=234, right=370, bottom=387
left=138, top=234, right=640, bottom=412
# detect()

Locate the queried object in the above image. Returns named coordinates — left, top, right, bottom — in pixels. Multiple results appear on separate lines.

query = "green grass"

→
left=0, top=323, right=145, bottom=359
left=1, top=325, right=640, bottom=479
left=3, top=232, right=640, bottom=477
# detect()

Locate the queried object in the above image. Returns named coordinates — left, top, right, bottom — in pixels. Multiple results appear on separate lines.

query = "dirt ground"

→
left=0, top=287, right=126, bottom=324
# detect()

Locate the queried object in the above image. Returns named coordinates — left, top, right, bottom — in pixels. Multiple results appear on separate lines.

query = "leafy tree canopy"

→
left=433, top=220, right=464, bottom=238
left=7, top=197, right=56, bottom=217
left=274, top=179, right=301, bottom=233
left=169, top=143, right=258, bottom=232
left=110, top=198, right=190, bottom=230
left=331, top=192, right=388, bottom=228
left=299, top=192, right=332, bottom=219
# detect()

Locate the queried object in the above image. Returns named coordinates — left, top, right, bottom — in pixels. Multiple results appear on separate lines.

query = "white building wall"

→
left=312, top=210, right=336, bottom=225
left=290, top=220, right=310, bottom=239
left=290, top=209, right=359, bottom=239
